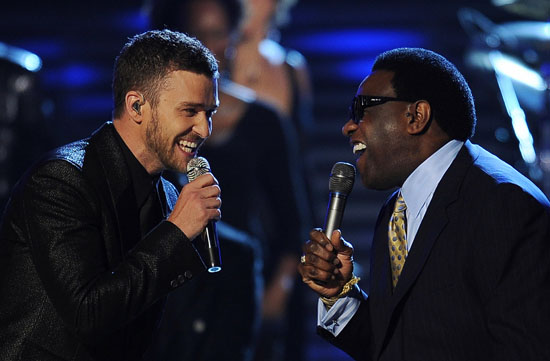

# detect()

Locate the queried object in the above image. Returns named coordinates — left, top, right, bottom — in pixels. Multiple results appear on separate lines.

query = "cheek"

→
left=360, top=127, right=393, bottom=169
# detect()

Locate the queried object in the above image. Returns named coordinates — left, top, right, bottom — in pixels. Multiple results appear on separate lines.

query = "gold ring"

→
left=300, top=255, right=306, bottom=264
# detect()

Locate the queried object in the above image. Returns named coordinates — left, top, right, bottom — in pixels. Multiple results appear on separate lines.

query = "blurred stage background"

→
left=1, top=0, right=548, bottom=360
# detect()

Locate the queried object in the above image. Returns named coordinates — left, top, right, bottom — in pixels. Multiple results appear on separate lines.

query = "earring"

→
left=132, top=101, right=141, bottom=115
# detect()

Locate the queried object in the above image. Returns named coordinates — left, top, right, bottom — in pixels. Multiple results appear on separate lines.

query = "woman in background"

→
left=233, top=0, right=313, bottom=140
left=148, top=1, right=312, bottom=360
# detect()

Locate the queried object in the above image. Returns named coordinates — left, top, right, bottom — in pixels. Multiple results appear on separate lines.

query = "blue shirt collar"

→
left=401, top=140, right=464, bottom=220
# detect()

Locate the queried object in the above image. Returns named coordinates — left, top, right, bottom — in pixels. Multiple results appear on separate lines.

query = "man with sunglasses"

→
left=299, top=48, right=550, bottom=360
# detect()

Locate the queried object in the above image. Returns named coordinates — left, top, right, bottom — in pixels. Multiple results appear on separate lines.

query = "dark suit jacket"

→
left=147, top=222, right=263, bottom=361
left=0, top=122, right=206, bottom=361
left=320, top=141, right=550, bottom=361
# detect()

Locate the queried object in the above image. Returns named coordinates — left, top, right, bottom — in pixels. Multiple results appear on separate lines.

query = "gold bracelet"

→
left=320, top=275, right=360, bottom=309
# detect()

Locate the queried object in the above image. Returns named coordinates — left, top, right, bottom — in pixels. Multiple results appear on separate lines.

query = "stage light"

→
left=0, top=42, right=42, bottom=72
left=490, top=51, right=546, bottom=91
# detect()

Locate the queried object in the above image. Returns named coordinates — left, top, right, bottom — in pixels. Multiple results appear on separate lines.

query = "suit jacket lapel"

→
left=372, top=141, right=479, bottom=358
left=369, top=192, right=398, bottom=356
left=87, top=122, right=141, bottom=258
left=160, top=177, right=177, bottom=217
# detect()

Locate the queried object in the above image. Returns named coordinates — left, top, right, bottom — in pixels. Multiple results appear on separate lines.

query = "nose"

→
left=194, top=112, right=212, bottom=139
left=342, top=118, right=357, bottom=137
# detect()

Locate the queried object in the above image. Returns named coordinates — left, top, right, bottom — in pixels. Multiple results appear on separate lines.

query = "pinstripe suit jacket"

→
left=320, top=141, right=550, bottom=361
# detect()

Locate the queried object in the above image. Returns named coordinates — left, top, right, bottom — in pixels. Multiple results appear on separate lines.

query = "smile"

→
left=353, top=142, right=366, bottom=155
left=178, top=139, right=199, bottom=154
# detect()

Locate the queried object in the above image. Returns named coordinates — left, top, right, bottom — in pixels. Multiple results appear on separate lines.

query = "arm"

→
left=481, top=184, right=550, bottom=360
left=198, top=235, right=263, bottom=360
left=22, top=160, right=210, bottom=341
left=299, top=229, right=373, bottom=360
left=286, top=49, right=314, bottom=134
left=258, top=111, right=311, bottom=318
left=150, top=231, right=263, bottom=361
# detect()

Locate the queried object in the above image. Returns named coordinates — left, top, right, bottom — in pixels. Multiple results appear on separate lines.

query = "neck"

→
left=395, top=134, right=451, bottom=188
left=239, top=24, right=268, bottom=46
left=113, top=118, right=162, bottom=175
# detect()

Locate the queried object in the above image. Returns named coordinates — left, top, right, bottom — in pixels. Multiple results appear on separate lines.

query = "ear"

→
left=125, top=91, right=146, bottom=124
left=406, top=100, right=431, bottom=135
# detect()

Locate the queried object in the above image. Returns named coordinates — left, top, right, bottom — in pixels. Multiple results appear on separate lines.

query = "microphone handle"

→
left=202, top=221, right=222, bottom=273
left=324, top=192, right=348, bottom=237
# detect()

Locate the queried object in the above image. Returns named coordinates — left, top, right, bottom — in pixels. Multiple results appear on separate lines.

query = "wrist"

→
left=320, top=274, right=360, bottom=309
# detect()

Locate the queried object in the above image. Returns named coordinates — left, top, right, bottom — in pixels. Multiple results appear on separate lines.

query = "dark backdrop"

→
left=2, top=1, right=548, bottom=359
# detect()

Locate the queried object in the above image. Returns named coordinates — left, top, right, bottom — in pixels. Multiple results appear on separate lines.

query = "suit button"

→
left=170, top=279, right=178, bottom=288
left=177, top=274, right=185, bottom=284
left=184, top=270, right=193, bottom=279
left=192, top=318, right=206, bottom=334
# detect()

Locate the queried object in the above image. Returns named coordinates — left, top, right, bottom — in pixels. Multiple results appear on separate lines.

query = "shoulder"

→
left=465, top=142, right=549, bottom=207
left=217, top=221, right=263, bottom=274
left=217, top=222, right=261, bottom=255
left=285, top=48, right=308, bottom=69
left=247, top=98, right=283, bottom=122
left=20, top=137, right=90, bottom=188
left=220, top=79, right=257, bottom=104
left=38, top=122, right=116, bottom=171
left=237, top=95, right=289, bottom=134
left=259, top=38, right=287, bottom=66
left=23, top=154, right=94, bottom=203
left=46, top=139, right=89, bottom=169
left=15, top=124, right=117, bottom=202
left=259, top=38, right=308, bottom=69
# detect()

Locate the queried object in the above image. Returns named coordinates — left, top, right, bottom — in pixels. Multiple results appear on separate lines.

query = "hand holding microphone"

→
left=298, top=162, right=356, bottom=298
left=168, top=156, right=222, bottom=273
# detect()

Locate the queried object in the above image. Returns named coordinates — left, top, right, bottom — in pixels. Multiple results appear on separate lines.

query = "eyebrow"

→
left=176, top=102, right=218, bottom=111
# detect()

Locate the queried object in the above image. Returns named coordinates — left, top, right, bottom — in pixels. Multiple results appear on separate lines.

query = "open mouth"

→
left=353, top=142, right=366, bottom=155
left=178, top=139, right=199, bottom=154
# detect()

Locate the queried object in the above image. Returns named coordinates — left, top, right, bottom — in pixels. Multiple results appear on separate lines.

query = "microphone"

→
left=187, top=157, right=222, bottom=273
left=324, top=162, right=356, bottom=237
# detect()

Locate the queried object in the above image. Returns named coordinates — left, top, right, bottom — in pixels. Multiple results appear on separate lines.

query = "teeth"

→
left=353, top=143, right=366, bottom=154
left=178, top=140, right=198, bottom=153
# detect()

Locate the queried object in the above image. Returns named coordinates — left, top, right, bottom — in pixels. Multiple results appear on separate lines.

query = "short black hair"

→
left=112, top=29, right=218, bottom=118
left=372, top=48, right=476, bottom=141
left=148, top=0, right=243, bottom=34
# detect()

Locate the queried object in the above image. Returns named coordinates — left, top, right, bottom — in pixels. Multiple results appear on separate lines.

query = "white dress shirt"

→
left=318, top=140, right=464, bottom=336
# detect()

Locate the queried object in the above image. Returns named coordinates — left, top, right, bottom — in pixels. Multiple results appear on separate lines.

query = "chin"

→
left=163, top=158, right=187, bottom=174
left=361, top=174, right=392, bottom=191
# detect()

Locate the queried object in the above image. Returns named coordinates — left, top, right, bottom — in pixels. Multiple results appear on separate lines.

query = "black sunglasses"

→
left=349, top=95, right=415, bottom=124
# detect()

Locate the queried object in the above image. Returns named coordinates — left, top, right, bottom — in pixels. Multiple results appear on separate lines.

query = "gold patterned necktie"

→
left=388, top=193, right=407, bottom=288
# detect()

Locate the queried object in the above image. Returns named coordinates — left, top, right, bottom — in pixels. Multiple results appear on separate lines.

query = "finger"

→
left=300, top=264, right=336, bottom=283
left=189, top=172, right=217, bottom=187
left=302, top=252, right=338, bottom=273
left=200, top=184, right=221, bottom=198
left=330, top=229, right=352, bottom=254
left=302, top=241, right=336, bottom=264
left=298, top=265, right=341, bottom=296
left=307, top=283, right=337, bottom=297
left=309, top=228, right=334, bottom=252
left=203, top=197, right=222, bottom=209
left=201, top=207, right=221, bottom=222
left=211, top=208, right=221, bottom=221
left=301, top=276, right=328, bottom=294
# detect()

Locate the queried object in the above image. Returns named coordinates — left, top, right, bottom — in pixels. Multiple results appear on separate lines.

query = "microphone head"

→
left=187, top=156, right=211, bottom=182
left=329, top=162, right=356, bottom=195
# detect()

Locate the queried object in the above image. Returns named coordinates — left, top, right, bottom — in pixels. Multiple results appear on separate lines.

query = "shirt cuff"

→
left=316, top=284, right=366, bottom=337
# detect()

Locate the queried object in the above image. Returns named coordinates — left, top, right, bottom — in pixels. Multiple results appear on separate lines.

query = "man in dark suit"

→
left=0, top=29, right=222, bottom=360
left=298, top=48, right=550, bottom=360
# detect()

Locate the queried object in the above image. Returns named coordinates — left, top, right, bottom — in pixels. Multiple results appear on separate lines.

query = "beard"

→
left=145, top=113, right=188, bottom=173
